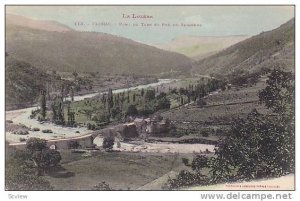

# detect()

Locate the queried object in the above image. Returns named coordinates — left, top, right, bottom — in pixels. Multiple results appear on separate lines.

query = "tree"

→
left=5, top=140, right=55, bottom=190
left=141, top=88, right=145, bottom=97
left=51, top=102, right=57, bottom=122
left=180, top=96, right=184, bottom=105
left=164, top=69, right=295, bottom=189
left=107, top=88, right=114, bottom=109
left=72, top=71, right=78, bottom=79
left=25, top=138, right=62, bottom=175
left=195, top=84, right=207, bottom=99
left=67, top=103, right=76, bottom=126
left=26, top=138, right=47, bottom=151
left=144, top=89, right=155, bottom=101
left=182, top=158, right=190, bottom=166
left=155, top=96, right=171, bottom=110
left=210, top=69, right=295, bottom=182
left=56, top=101, right=65, bottom=125
left=126, top=104, right=138, bottom=116
left=39, top=90, right=46, bottom=120
left=259, top=69, right=294, bottom=116
left=78, top=108, right=94, bottom=120
left=191, top=155, right=208, bottom=172
left=102, top=136, right=115, bottom=150
left=111, top=106, right=122, bottom=120
left=127, top=91, right=130, bottom=103
left=70, top=87, right=74, bottom=102
left=51, top=98, right=65, bottom=125
left=201, top=130, right=209, bottom=137
left=162, top=170, right=206, bottom=190
left=6, top=158, right=53, bottom=190
left=213, top=110, right=294, bottom=180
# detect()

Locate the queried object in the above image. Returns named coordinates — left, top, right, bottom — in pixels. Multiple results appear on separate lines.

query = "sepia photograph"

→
left=4, top=5, right=295, bottom=192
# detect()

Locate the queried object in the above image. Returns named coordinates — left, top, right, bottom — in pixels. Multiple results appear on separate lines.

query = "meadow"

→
left=45, top=150, right=190, bottom=190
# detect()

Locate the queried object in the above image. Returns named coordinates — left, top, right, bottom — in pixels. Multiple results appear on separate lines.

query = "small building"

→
left=133, top=118, right=147, bottom=134
left=134, top=115, right=170, bottom=136
left=102, top=123, right=139, bottom=140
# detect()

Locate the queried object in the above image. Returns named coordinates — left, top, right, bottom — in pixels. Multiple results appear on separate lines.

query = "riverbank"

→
left=6, top=79, right=177, bottom=143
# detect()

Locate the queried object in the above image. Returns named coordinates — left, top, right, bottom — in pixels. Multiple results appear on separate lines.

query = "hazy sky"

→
left=6, top=6, right=294, bottom=44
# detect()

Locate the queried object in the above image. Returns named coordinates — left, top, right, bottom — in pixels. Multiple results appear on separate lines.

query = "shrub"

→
left=92, top=181, right=112, bottom=190
left=144, top=89, right=156, bottom=101
left=182, top=158, right=190, bottom=166
left=126, top=105, right=138, bottom=116
left=162, top=170, right=206, bottom=190
left=26, top=138, right=47, bottom=151
left=215, top=128, right=223, bottom=136
left=19, top=138, right=26, bottom=142
left=87, top=123, right=96, bottom=130
left=42, top=129, right=53, bottom=133
left=32, top=128, right=40, bottom=132
left=30, top=109, right=40, bottom=119
left=37, top=115, right=45, bottom=122
left=13, top=129, right=29, bottom=135
left=155, top=96, right=171, bottom=110
left=102, top=136, right=115, bottom=150
left=201, top=131, right=209, bottom=137
left=191, top=155, right=208, bottom=172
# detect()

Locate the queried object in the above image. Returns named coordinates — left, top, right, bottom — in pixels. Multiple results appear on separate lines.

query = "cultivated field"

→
left=161, top=78, right=270, bottom=140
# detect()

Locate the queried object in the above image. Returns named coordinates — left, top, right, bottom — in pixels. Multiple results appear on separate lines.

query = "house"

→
left=134, top=115, right=170, bottom=136
left=101, top=122, right=139, bottom=140
left=133, top=118, right=147, bottom=134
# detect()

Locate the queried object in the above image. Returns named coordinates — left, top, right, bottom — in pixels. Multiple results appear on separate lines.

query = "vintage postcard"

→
left=5, top=5, right=295, bottom=191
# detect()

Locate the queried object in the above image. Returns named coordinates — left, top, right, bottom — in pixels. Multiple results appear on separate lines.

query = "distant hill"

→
left=192, top=19, right=295, bottom=75
left=6, top=14, right=72, bottom=32
left=154, top=35, right=249, bottom=59
left=6, top=14, right=192, bottom=75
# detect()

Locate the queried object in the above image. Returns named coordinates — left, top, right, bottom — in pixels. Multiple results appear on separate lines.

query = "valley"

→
left=5, top=11, right=295, bottom=191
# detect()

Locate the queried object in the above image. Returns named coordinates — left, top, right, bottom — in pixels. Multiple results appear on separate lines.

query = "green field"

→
left=46, top=77, right=207, bottom=128
left=45, top=151, right=189, bottom=190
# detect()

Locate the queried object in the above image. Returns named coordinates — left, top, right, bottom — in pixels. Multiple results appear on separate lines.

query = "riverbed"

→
left=6, top=78, right=215, bottom=153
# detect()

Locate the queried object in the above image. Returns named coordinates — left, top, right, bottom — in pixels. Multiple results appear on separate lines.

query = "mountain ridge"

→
left=6, top=14, right=192, bottom=75
left=6, top=13, right=72, bottom=32
left=154, top=35, right=250, bottom=59
left=192, top=18, right=295, bottom=75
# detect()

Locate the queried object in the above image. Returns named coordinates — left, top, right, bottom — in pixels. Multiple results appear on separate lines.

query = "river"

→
left=6, top=79, right=178, bottom=142
left=6, top=78, right=215, bottom=153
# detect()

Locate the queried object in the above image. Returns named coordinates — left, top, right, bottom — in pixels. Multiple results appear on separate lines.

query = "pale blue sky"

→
left=6, top=6, right=294, bottom=44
